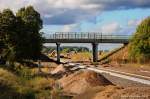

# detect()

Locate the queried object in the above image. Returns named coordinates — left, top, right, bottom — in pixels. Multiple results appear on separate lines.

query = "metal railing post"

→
left=75, top=32, right=76, bottom=39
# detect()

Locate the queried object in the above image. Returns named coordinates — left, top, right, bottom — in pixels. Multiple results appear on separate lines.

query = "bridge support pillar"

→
left=56, top=43, right=61, bottom=63
left=123, top=43, right=128, bottom=46
left=92, top=43, right=98, bottom=62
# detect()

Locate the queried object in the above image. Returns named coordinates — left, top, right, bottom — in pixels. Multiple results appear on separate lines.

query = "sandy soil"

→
left=38, top=54, right=150, bottom=99
left=58, top=70, right=113, bottom=95
left=50, top=64, right=66, bottom=74
left=34, top=61, right=150, bottom=99
left=74, top=86, right=150, bottom=99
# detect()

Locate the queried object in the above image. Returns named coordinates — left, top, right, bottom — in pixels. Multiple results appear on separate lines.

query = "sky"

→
left=0, top=0, right=150, bottom=50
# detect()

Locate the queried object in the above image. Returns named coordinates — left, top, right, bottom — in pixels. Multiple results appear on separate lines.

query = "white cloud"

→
left=61, top=25, right=73, bottom=32
left=127, top=19, right=141, bottom=26
left=0, top=0, right=150, bottom=25
left=60, top=24, right=81, bottom=32
left=100, top=22, right=121, bottom=34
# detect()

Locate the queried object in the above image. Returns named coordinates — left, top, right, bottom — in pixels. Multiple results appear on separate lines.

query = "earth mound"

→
left=58, top=70, right=113, bottom=94
left=110, top=87, right=150, bottom=99
left=74, top=86, right=150, bottom=99
left=51, top=64, right=66, bottom=75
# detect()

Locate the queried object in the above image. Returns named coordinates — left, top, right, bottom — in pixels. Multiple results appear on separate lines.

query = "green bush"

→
left=0, top=68, right=19, bottom=89
left=129, top=17, right=150, bottom=63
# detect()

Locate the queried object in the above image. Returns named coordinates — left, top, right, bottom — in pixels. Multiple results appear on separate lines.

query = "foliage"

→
left=0, top=68, right=19, bottom=89
left=129, top=17, right=150, bottom=63
left=16, top=6, right=43, bottom=60
left=61, top=48, right=70, bottom=53
left=0, top=68, right=35, bottom=99
left=0, top=9, right=17, bottom=63
left=28, top=77, right=54, bottom=92
left=0, top=67, right=69, bottom=99
left=0, top=6, right=43, bottom=64
left=44, top=46, right=90, bottom=53
left=14, top=65, right=34, bottom=80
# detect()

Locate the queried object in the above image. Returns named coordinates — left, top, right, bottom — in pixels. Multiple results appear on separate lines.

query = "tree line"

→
left=0, top=6, right=43, bottom=64
left=43, top=46, right=90, bottom=53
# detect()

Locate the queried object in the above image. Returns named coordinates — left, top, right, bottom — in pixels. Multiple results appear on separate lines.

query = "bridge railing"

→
left=44, top=32, right=130, bottom=40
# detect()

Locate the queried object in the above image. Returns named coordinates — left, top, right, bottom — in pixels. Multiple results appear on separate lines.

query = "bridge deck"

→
left=44, top=33, right=130, bottom=43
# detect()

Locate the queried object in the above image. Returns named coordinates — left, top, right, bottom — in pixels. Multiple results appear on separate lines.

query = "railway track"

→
left=68, top=63, right=150, bottom=86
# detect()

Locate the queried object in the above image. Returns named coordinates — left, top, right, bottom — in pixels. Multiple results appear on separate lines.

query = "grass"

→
left=0, top=68, right=35, bottom=99
left=28, top=77, right=54, bottom=92
left=0, top=68, right=19, bottom=90
left=102, top=45, right=150, bottom=66
left=71, top=52, right=92, bottom=62
left=0, top=65, right=70, bottom=99
left=99, top=45, right=126, bottom=62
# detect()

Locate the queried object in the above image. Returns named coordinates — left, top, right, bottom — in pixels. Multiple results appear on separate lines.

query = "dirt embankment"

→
left=108, top=45, right=129, bottom=64
left=33, top=60, right=150, bottom=99
left=100, top=45, right=150, bottom=76
left=105, top=45, right=150, bottom=65
left=58, top=70, right=113, bottom=95
left=74, top=86, right=150, bottom=99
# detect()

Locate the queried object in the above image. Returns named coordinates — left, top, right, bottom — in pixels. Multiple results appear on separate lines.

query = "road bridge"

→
left=44, top=32, right=130, bottom=63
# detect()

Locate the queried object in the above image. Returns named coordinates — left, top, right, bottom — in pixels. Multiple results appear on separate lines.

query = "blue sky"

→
left=0, top=0, right=150, bottom=50
left=1, top=0, right=150, bottom=35
left=43, top=8, right=150, bottom=35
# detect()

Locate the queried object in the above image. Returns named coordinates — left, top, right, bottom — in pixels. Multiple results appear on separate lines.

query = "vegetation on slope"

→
left=108, top=45, right=129, bottom=64
left=129, top=16, right=150, bottom=63
left=0, top=68, right=35, bottom=99
left=102, top=17, right=150, bottom=65
left=0, top=65, right=68, bottom=99
left=99, top=45, right=126, bottom=62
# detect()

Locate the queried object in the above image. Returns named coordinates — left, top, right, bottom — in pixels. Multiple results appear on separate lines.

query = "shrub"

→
left=129, top=17, right=150, bottom=63
left=0, top=68, right=35, bottom=99
left=28, top=77, right=54, bottom=92
left=0, top=68, right=19, bottom=89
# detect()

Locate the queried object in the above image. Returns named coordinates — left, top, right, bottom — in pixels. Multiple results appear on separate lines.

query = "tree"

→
left=0, top=9, right=17, bottom=63
left=0, top=12, right=3, bottom=54
left=129, top=17, right=150, bottom=63
left=16, top=6, right=43, bottom=60
left=0, top=6, right=43, bottom=65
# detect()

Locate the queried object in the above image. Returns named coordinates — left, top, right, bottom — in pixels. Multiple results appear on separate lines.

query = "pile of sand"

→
left=74, top=86, right=150, bottom=99
left=111, top=87, right=150, bottom=99
left=58, top=70, right=112, bottom=94
left=73, top=85, right=122, bottom=99
left=51, top=64, right=66, bottom=75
